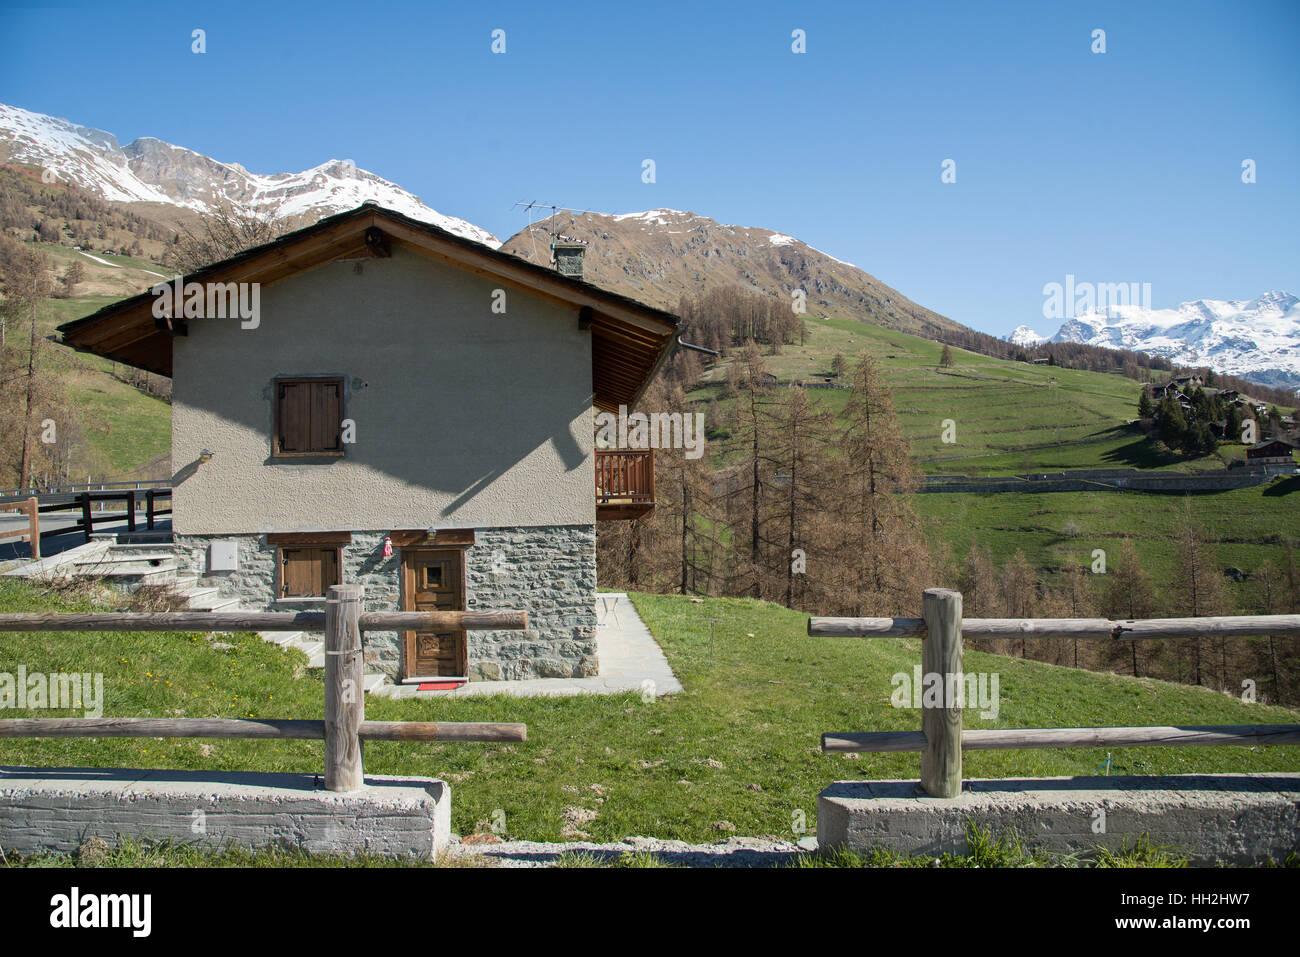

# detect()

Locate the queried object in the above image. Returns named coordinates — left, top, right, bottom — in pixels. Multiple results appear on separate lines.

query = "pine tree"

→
left=1000, top=550, right=1038, bottom=657
left=763, top=385, right=833, bottom=607
left=825, top=352, right=930, bottom=616
left=1102, top=539, right=1159, bottom=676
left=1172, top=500, right=1230, bottom=686
left=723, top=342, right=772, bottom=598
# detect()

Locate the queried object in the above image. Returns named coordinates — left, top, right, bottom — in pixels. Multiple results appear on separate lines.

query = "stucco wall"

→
left=171, top=246, right=596, bottom=534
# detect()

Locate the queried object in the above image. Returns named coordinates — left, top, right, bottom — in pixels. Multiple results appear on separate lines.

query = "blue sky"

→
left=2, top=0, right=1297, bottom=338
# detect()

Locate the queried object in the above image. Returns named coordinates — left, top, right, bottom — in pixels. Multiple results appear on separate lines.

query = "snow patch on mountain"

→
left=1008, top=325, right=1046, bottom=347
left=1046, top=291, right=1300, bottom=391
left=604, top=208, right=858, bottom=268
left=0, top=102, right=500, bottom=247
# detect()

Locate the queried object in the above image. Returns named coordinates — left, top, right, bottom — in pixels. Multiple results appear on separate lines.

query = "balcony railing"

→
left=595, top=448, right=655, bottom=520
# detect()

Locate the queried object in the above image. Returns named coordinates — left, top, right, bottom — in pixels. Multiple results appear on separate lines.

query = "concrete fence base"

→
left=0, top=766, right=451, bottom=860
left=818, top=773, right=1300, bottom=865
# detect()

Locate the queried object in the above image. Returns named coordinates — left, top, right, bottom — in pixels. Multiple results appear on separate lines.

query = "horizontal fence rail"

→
left=0, top=609, right=526, bottom=633
left=0, top=586, right=529, bottom=791
left=0, top=480, right=170, bottom=503
left=809, top=614, right=1300, bottom=641
left=0, top=718, right=527, bottom=743
left=811, top=589, right=1300, bottom=798
left=822, top=725, right=1300, bottom=754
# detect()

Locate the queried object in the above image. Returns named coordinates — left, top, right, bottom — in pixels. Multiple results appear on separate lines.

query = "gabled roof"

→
left=57, top=203, right=679, bottom=411
left=1249, top=438, right=1299, bottom=451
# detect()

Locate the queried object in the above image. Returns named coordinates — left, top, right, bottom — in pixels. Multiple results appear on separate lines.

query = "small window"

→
left=274, top=377, right=343, bottom=457
left=279, top=546, right=341, bottom=598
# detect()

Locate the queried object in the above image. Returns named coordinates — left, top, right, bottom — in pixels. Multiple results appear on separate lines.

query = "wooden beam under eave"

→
left=364, top=226, right=391, bottom=257
left=84, top=319, right=165, bottom=356
left=154, top=315, right=188, bottom=336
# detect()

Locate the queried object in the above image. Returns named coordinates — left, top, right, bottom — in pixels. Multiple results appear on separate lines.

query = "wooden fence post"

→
left=26, top=497, right=39, bottom=561
left=920, top=588, right=963, bottom=798
left=324, top=583, right=365, bottom=792
left=79, top=492, right=92, bottom=543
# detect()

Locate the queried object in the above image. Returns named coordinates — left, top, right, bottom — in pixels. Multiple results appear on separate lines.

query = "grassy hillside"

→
left=1, top=580, right=1296, bottom=849
left=916, top=482, right=1300, bottom=583
left=693, top=315, right=1275, bottom=475
left=5, top=247, right=171, bottom=485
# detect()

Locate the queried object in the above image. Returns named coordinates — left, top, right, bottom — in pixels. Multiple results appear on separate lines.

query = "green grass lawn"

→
left=916, top=481, right=1300, bottom=583
left=2, top=580, right=1297, bottom=854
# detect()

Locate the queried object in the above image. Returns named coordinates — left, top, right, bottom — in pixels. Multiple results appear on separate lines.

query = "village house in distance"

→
left=58, top=203, right=679, bottom=683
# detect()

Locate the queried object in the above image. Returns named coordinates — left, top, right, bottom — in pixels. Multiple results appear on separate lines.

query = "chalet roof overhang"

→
left=56, top=203, right=680, bottom=412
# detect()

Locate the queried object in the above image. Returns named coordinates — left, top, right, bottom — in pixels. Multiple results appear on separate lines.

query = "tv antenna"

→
left=512, top=201, right=596, bottom=261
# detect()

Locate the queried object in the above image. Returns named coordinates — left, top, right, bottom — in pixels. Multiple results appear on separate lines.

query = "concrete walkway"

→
left=373, top=593, right=683, bottom=699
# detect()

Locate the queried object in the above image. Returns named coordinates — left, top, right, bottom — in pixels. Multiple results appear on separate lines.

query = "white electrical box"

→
left=208, top=541, right=239, bottom=572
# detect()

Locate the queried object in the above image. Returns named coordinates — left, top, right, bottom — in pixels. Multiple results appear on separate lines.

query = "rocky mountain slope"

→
left=500, top=208, right=969, bottom=339
left=0, top=102, right=499, bottom=246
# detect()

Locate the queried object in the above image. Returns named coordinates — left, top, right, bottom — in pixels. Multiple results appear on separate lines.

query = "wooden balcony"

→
left=595, top=448, right=655, bottom=521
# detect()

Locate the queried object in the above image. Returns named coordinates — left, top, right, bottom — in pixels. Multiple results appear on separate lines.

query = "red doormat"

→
left=418, top=681, right=465, bottom=691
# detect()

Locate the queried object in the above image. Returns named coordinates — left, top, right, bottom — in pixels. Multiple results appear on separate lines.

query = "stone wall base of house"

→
left=173, top=525, right=598, bottom=682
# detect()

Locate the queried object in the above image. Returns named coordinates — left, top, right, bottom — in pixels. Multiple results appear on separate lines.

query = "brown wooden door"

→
left=401, top=549, right=467, bottom=678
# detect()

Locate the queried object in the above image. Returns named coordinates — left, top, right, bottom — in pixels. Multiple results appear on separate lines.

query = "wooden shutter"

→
left=311, top=380, right=342, bottom=453
left=320, top=546, right=340, bottom=592
left=280, top=546, right=341, bottom=597
left=278, top=382, right=312, bottom=454
left=276, top=378, right=343, bottom=456
left=281, top=547, right=314, bottom=597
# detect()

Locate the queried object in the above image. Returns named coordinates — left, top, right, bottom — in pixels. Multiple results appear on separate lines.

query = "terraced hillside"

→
left=692, top=314, right=1248, bottom=476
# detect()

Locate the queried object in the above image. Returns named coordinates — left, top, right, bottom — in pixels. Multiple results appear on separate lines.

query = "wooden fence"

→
left=0, top=498, right=39, bottom=560
left=0, top=584, right=526, bottom=791
left=810, top=588, right=1300, bottom=798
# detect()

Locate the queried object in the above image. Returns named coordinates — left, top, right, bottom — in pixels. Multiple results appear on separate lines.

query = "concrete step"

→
left=184, top=593, right=241, bottom=613
left=363, top=673, right=389, bottom=693
left=71, top=563, right=180, bottom=585
left=103, top=546, right=177, bottom=559
left=260, top=630, right=306, bottom=647
left=74, top=557, right=177, bottom=573
left=179, top=586, right=221, bottom=606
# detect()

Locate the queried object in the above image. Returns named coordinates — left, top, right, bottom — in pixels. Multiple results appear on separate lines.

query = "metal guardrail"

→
left=0, top=480, right=170, bottom=507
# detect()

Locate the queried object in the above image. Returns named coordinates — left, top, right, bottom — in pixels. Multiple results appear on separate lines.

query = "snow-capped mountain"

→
left=1008, top=325, right=1046, bottom=347
left=1047, top=292, right=1300, bottom=391
left=0, top=102, right=500, bottom=246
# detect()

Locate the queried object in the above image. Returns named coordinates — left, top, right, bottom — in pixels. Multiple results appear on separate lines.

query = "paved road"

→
left=0, top=516, right=169, bottom=562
